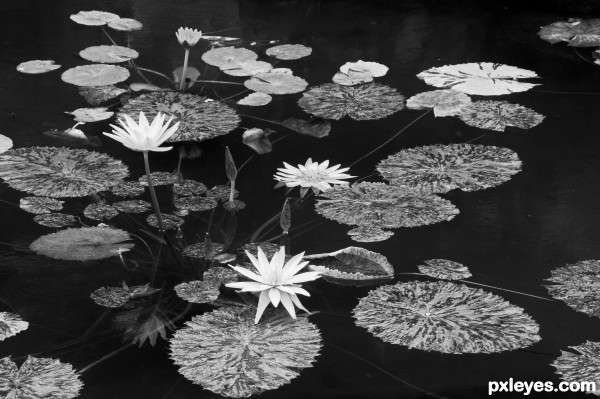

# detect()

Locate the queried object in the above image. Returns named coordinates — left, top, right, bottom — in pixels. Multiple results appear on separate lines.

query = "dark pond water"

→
left=2, top=0, right=600, bottom=398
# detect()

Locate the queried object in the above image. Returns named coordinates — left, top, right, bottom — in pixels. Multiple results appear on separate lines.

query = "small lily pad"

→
left=113, top=199, right=152, bottom=213
left=201, top=47, right=258, bottom=68
left=457, top=100, right=545, bottom=132
left=19, top=197, right=64, bottom=215
left=175, top=281, right=220, bottom=304
left=33, top=213, right=77, bottom=228
left=173, top=180, right=207, bottom=196
left=90, top=286, right=132, bottom=308
left=129, top=83, right=168, bottom=92
left=79, top=85, right=126, bottom=105
left=223, top=199, right=245, bottom=212
left=62, top=64, right=130, bottom=87
left=545, top=260, right=600, bottom=317
left=70, top=10, right=119, bottom=26
left=244, top=72, right=308, bottom=95
left=69, top=107, right=114, bottom=122
left=110, top=181, right=144, bottom=198
left=83, top=203, right=118, bottom=220
left=242, top=128, right=274, bottom=154
left=17, top=60, right=61, bottom=74
left=173, top=66, right=201, bottom=90
left=347, top=226, right=394, bottom=243
left=406, top=89, right=472, bottom=117
left=237, top=92, right=272, bottom=106
left=79, top=45, right=139, bottom=64
left=0, top=312, right=28, bottom=341
left=265, top=44, right=312, bottom=60
left=108, top=18, right=143, bottom=31
left=539, top=18, right=600, bottom=47
left=237, top=242, right=281, bottom=260
left=146, top=213, right=184, bottom=229
left=183, top=242, right=225, bottom=259
left=138, top=172, right=178, bottom=186
left=174, top=196, right=218, bottom=212
left=340, top=60, right=388, bottom=77
left=206, top=185, right=238, bottom=201
left=332, top=70, right=373, bottom=86
left=418, top=259, right=472, bottom=280
left=220, top=60, right=272, bottom=77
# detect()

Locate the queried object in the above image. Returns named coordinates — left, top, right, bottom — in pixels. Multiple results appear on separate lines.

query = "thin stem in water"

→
left=143, top=151, right=165, bottom=230
left=179, top=49, right=190, bottom=92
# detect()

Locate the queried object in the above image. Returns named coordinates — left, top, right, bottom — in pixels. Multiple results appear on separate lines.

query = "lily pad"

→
left=265, top=44, right=312, bottom=60
left=206, top=185, right=238, bottom=201
left=29, top=226, right=134, bottom=261
left=457, top=100, right=545, bottom=132
left=146, top=213, right=184, bottom=229
left=347, top=226, right=394, bottom=243
left=332, top=70, right=374, bottom=86
left=70, top=10, right=119, bottom=26
left=202, top=47, right=258, bottom=68
left=83, top=203, right=118, bottom=220
left=242, top=128, right=274, bottom=154
left=354, top=281, right=541, bottom=353
left=340, top=60, right=388, bottom=77
left=237, top=242, right=281, bottom=260
left=0, top=135, right=13, bottom=154
left=118, top=92, right=240, bottom=143
left=138, top=171, right=177, bottom=186
left=19, top=197, right=64, bottom=214
left=79, top=85, right=126, bottom=105
left=0, top=146, right=129, bottom=198
left=0, top=356, right=83, bottom=398
left=68, top=107, right=113, bottom=122
left=17, top=60, right=61, bottom=74
left=182, top=242, right=225, bottom=259
left=113, top=199, right=152, bottom=213
left=298, top=83, right=405, bottom=120
left=172, top=66, right=201, bottom=90
left=418, top=259, right=472, bottom=280
left=406, top=89, right=472, bottom=117
left=376, top=144, right=522, bottom=194
left=237, top=92, right=272, bottom=106
left=110, top=181, right=144, bottom=198
left=169, top=306, right=322, bottom=398
left=174, top=196, right=218, bottom=212
left=173, top=179, right=207, bottom=196
left=223, top=199, right=246, bottom=212
left=282, top=118, right=331, bottom=138
left=244, top=72, right=308, bottom=95
left=129, top=83, right=168, bottom=92
left=0, top=312, right=28, bottom=341
left=305, top=246, right=394, bottom=286
left=539, top=18, right=600, bottom=47
left=545, top=260, right=600, bottom=317
left=174, top=280, right=220, bottom=304
left=79, top=45, right=139, bottom=64
left=552, top=341, right=600, bottom=394
left=220, top=60, right=272, bottom=77
left=33, top=213, right=77, bottom=228
left=62, top=64, right=130, bottom=87
left=107, top=18, right=143, bottom=31
left=91, top=283, right=160, bottom=308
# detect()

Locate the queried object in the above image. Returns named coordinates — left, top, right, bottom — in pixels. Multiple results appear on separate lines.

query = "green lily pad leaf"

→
left=110, top=181, right=144, bottom=198
left=552, top=341, right=600, bottom=393
left=138, top=171, right=177, bottom=186
left=172, top=66, right=201, bottom=90
left=305, top=246, right=394, bottom=286
left=113, top=199, right=152, bottom=213
left=418, top=259, right=472, bottom=280
left=175, top=281, right=220, bottom=303
left=68, top=107, right=113, bottom=122
left=266, top=44, right=312, bottom=60
left=182, top=242, right=225, bottom=259
left=237, top=92, right=272, bottom=106
left=17, top=60, right=61, bottom=74
left=0, top=312, right=28, bottom=341
left=79, top=45, right=139, bottom=64
left=458, top=100, right=545, bottom=132
left=406, top=89, right=472, bottom=117
left=62, top=64, right=130, bottom=87
left=416, top=62, right=540, bottom=96
left=347, top=226, right=394, bottom=243
left=202, top=47, right=258, bottom=68
left=83, top=203, right=118, bottom=220
left=146, top=213, right=184, bottom=230
left=244, top=72, right=308, bottom=95
left=29, top=226, right=134, bottom=261
left=169, top=306, right=322, bottom=398
left=298, top=83, right=405, bottom=120
left=539, top=18, right=600, bottom=47
left=33, top=213, right=77, bottom=228
left=340, top=60, right=388, bottom=77
left=19, top=197, right=64, bottom=214
left=107, top=18, right=143, bottom=31
left=173, top=179, right=207, bottom=196
left=237, top=242, right=281, bottom=260
left=174, top=196, right=218, bottom=212
left=129, top=83, right=168, bottom=92
left=0, top=356, right=83, bottom=398
left=90, top=286, right=131, bottom=308
left=220, top=60, right=272, bottom=77
left=315, top=182, right=459, bottom=233
left=206, top=185, right=238, bottom=202
left=118, top=92, right=240, bottom=143
left=0, top=146, right=129, bottom=198
left=242, top=128, right=273, bottom=154
left=354, top=281, right=541, bottom=353
left=376, top=144, right=522, bottom=194
left=78, top=85, right=126, bottom=105
left=70, top=10, right=119, bottom=26
left=282, top=117, right=331, bottom=138
left=332, top=70, right=373, bottom=86
left=545, top=260, right=600, bottom=317
left=223, top=199, right=245, bottom=212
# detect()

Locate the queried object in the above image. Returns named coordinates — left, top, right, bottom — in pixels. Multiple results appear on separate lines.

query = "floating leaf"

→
left=61, top=64, right=130, bottom=87
left=169, top=306, right=322, bottom=398
left=305, top=246, right=394, bottom=286
left=110, top=181, right=144, bottom=198
left=206, top=185, right=238, bottom=201
left=0, top=146, right=129, bottom=198
left=202, top=47, right=258, bottom=67
left=376, top=144, right=522, bottom=194
left=90, top=286, right=131, bottom=308
left=418, top=259, right=472, bottom=280
left=17, top=60, right=61, bottom=74
left=416, top=62, right=540, bottom=96
left=545, top=260, right=600, bottom=317
left=354, top=281, right=541, bottom=353
left=42, top=129, right=101, bottom=148
left=113, top=199, right=152, bottom=213
left=68, top=107, right=113, bottom=122
left=237, top=92, right=272, bottom=106
left=340, top=60, right=388, bottom=77
left=332, top=71, right=373, bottom=86
left=552, top=341, right=600, bottom=394
left=0, top=356, right=83, bottom=398
left=33, top=213, right=77, bottom=228
left=19, top=197, right=64, bottom=214
left=539, top=18, right=600, bottom=47
left=406, top=89, right=471, bottom=117
left=174, top=280, right=220, bottom=304
left=138, top=171, right=177, bottom=186
left=182, top=242, right=225, bottom=259
left=282, top=117, right=331, bottom=138
left=298, top=83, right=405, bottom=120
left=237, top=242, right=281, bottom=260
left=202, top=35, right=240, bottom=45
left=0, top=312, right=28, bottom=341
left=457, top=100, right=545, bottom=132
left=172, top=66, right=201, bottom=89
left=0, top=135, right=12, bottom=154
left=129, top=83, right=168, bottom=92
left=265, top=44, right=312, bottom=60
left=118, top=92, right=240, bottom=143
left=347, top=226, right=394, bottom=242
left=244, top=72, right=308, bottom=95
left=173, top=180, right=207, bottom=196
left=220, top=60, right=272, bottom=77
left=107, top=18, right=143, bottom=31
left=70, top=10, right=119, bottom=26
left=242, top=128, right=274, bottom=154
left=174, top=196, right=218, bottom=212
left=146, top=213, right=184, bottom=229
left=79, top=45, right=139, bottom=64
left=223, top=199, right=245, bottom=212
left=29, top=226, right=134, bottom=261
left=83, top=203, right=118, bottom=220
left=315, top=182, right=459, bottom=235
left=78, top=85, right=126, bottom=105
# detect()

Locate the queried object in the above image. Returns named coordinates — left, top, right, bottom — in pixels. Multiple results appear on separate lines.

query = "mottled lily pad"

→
left=174, top=196, right=218, bottom=212
left=19, top=197, right=64, bottom=214
left=79, top=85, right=126, bottom=105
left=545, top=260, right=600, bottom=317
left=418, top=259, right=472, bottom=280
left=223, top=200, right=245, bottom=212
left=118, top=92, right=240, bottom=143
left=416, top=62, right=540, bottom=96
left=175, top=281, right=220, bottom=304
left=146, top=213, right=184, bottom=229
left=0, top=312, right=28, bottom=341
left=201, top=47, right=258, bottom=68
left=113, top=199, right=152, bottom=213
left=354, top=281, right=541, bottom=353
left=91, top=283, right=160, bottom=308
left=539, top=18, right=600, bottom=47
left=206, top=185, right=238, bottom=201
left=552, top=341, right=600, bottom=395
left=242, top=128, right=274, bottom=154
left=108, top=18, right=143, bottom=31
left=29, top=226, right=134, bottom=261
left=282, top=118, right=331, bottom=138
left=340, top=60, right=388, bottom=77
left=406, top=89, right=471, bottom=117
left=0, top=147, right=129, bottom=198
left=138, top=171, right=177, bottom=186
left=220, top=60, right=272, bottom=77
left=169, top=306, right=322, bottom=398
left=110, top=181, right=144, bottom=198
left=61, top=64, right=130, bottom=87
left=0, top=356, right=83, bottom=398
left=347, top=226, right=394, bottom=243
left=70, top=10, right=119, bottom=26
left=68, top=107, right=113, bottom=122
left=265, top=44, right=312, bottom=60
left=298, top=83, right=405, bottom=120
left=237, top=242, right=281, bottom=260
left=173, top=180, right=207, bottom=196
left=182, top=242, right=225, bottom=259
left=244, top=72, right=308, bottom=95
left=17, top=60, right=61, bottom=74
left=458, top=100, right=545, bottom=132
left=237, top=92, right=272, bottom=106
left=83, top=203, right=118, bottom=220
left=33, top=213, right=77, bottom=228
left=79, top=45, right=139, bottom=64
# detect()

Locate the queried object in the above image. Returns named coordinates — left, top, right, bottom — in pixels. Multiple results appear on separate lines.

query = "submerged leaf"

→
left=416, top=62, right=540, bottom=96
left=457, top=100, right=545, bottom=132
left=418, top=259, right=472, bottom=280
left=33, top=213, right=77, bottom=228
left=17, top=60, right=61, bottom=74
left=354, top=281, right=541, bottom=353
left=406, top=89, right=471, bottom=117
left=79, top=45, right=139, bottom=64
left=78, top=85, right=126, bottom=105
left=552, top=341, right=600, bottom=394
left=70, top=10, right=119, bottom=26
left=282, top=118, right=331, bottom=138
left=298, top=83, right=405, bottom=120
left=236, top=92, right=272, bottom=106
left=172, top=66, right=201, bottom=89
left=113, top=304, right=173, bottom=347
left=539, top=18, right=600, bottom=47
left=265, top=44, right=312, bottom=60
left=545, top=260, right=600, bottom=317
left=19, top=197, right=64, bottom=214
left=376, top=143, right=522, bottom=193
left=169, top=306, right=322, bottom=398
left=244, top=72, right=308, bottom=95
left=62, top=64, right=130, bottom=87
left=0, top=312, right=28, bottom=341
left=206, top=185, right=238, bottom=201
left=242, top=128, right=274, bottom=154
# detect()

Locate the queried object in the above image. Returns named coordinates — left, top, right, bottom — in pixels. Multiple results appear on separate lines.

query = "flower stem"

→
left=229, top=179, right=236, bottom=202
left=179, top=49, right=190, bottom=92
left=143, top=151, right=165, bottom=230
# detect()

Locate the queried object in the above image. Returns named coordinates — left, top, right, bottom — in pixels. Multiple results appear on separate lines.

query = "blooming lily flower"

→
left=225, top=246, right=321, bottom=324
left=175, top=27, right=202, bottom=48
left=104, top=111, right=179, bottom=152
left=274, top=158, right=355, bottom=197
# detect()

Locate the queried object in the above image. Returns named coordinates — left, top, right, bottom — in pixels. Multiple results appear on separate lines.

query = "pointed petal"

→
left=279, top=292, right=296, bottom=319
left=286, top=270, right=321, bottom=285
left=225, top=281, right=271, bottom=292
left=277, top=285, right=310, bottom=296
left=268, top=287, right=281, bottom=307
left=229, top=265, right=267, bottom=284
left=255, top=290, right=271, bottom=324
left=281, top=254, right=306, bottom=281
left=289, top=293, right=309, bottom=313
left=245, top=251, right=267, bottom=277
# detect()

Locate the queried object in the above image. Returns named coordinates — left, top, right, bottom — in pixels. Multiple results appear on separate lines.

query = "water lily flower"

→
left=225, top=246, right=321, bottom=323
left=274, top=158, right=355, bottom=197
left=175, top=27, right=202, bottom=48
left=104, top=111, right=179, bottom=152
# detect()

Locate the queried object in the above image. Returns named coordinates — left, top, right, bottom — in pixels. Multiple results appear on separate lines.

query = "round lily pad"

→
left=110, top=181, right=144, bottom=198
left=182, top=242, right=225, bottom=259
left=113, top=199, right=152, bottom=213
left=220, top=60, right=272, bottom=77
left=539, top=18, right=600, bottom=47
left=108, top=18, right=143, bottom=31
left=83, top=203, right=119, bottom=220
left=201, top=46, right=258, bottom=67
left=69, top=107, right=113, bottom=122
left=244, top=72, right=308, bottom=95
left=79, top=45, right=139, bottom=64
left=206, top=185, right=238, bottom=201
left=223, top=199, right=245, bottom=212
left=138, top=171, right=177, bottom=186
left=33, top=213, right=77, bottom=228
left=545, top=260, right=600, bottom=317
left=265, top=44, right=312, bottom=60
left=19, top=197, right=64, bottom=215
left=406, top=89, right=472, bottom=117
left=17, top=60, right=61, bottom=74
left=70, top=10, right=119, bottom=26
left=347, top=226, right=394, bottom=242
left=236, top=92, right=272, bottom=106
left=457, top=100, right=545, bottom=132
left=62, top=64, right=130, bottom=87
left=173, top=179, right=207, bottom=196
left=174, top=280, right=220, bottom=304
left=79, top=85, right=126, bottom=105
left=146, top=213, right=184, bottom=230
left=174, top=196, right=218, bottom=212
left=340, top=60, right=388, bottom=77
left=90, top=286, right=131, bottom=308
left=418, top=259, right=472, bottom=280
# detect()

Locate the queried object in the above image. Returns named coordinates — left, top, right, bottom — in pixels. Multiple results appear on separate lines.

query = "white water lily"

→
left=175, top=27, right=202, bottom=48
left=104, top=111, right=179, bottom=152
left=225, top=246, right=321, bottom=323
left=274, top=158, right=355, bottom=197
